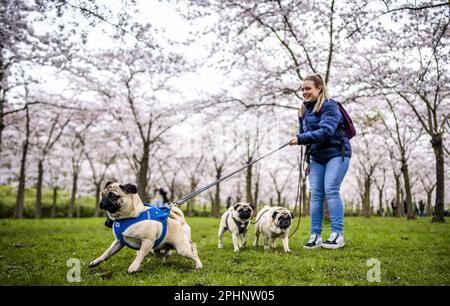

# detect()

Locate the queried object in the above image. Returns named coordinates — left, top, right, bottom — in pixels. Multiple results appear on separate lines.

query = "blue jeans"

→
left=309, top=156, right=350, bottom=235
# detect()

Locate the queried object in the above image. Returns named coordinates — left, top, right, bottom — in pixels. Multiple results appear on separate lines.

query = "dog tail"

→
left=169, top=206, right=186, bottom=225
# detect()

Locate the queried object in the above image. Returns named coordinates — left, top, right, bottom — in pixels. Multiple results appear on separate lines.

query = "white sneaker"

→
left=303, top=234, right=322, bottom=249
left=322, top=232, right=345, bottom=249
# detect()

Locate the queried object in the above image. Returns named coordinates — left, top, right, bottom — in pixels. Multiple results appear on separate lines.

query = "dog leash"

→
left=249, top=147, right=303, bottom=237
left=169, top=142, right=290, bottom=208
left=289, top=146, right=304, bottom=239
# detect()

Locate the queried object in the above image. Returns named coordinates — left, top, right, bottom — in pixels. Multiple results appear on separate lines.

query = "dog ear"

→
left=120, top=183, right=138, bottom=194
left=272, top=211, right=279, bottom=219
left=250, top=203, right=256, bottom=210
left=233, top=203, right=241, bottom=210
left=104, top=181, right=113, bottom=189
left=290, top=211, right=294, bottom=219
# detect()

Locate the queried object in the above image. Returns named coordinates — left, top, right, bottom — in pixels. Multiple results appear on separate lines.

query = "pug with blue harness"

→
left=89, top=182, right=203, bottom=273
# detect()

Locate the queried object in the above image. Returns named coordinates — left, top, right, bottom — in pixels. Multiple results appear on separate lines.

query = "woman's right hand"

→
left=289, top=137, right=298, bottom=146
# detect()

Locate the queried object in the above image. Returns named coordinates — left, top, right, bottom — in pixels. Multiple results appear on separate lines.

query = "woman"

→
left=289, top=74, right=351, bottom=249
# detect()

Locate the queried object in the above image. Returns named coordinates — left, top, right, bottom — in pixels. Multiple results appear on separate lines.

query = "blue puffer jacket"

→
left=296, top=99, right=351, bottom=164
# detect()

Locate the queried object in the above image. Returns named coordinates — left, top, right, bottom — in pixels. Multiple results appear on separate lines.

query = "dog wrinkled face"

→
left=233, top=203, right=254, bottom=220
left=272, top=209, right=294, bottom=229
left=99, top=182, right=138, bottom=214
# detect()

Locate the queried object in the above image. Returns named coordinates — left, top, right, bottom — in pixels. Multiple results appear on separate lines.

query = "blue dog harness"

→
left=113, top=204, right=170, bottom=250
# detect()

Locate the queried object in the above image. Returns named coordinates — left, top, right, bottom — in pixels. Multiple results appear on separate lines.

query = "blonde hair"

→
left=299, top=74, right=329, bottom=118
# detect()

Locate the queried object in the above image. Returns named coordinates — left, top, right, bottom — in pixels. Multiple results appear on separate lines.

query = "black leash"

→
left=237, top=147, right=304, bottom=238
left=169, top=142, right=290, bottom=208
left=289, top=146, right=304, bottom=238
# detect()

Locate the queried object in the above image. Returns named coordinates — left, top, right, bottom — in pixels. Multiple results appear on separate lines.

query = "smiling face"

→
left=302, top=80, right=322, bottom=102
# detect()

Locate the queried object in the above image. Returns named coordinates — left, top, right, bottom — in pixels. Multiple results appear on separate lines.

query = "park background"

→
left=0, top=0, right=449, bottom=285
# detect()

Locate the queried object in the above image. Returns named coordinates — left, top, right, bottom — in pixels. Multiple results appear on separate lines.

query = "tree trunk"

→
left=426, top=190, right=432, bottom=216
left=169, top=177, right=176, bottom=202
left=363, top=176, right=371, bottom=218
left=187, top=179, right=197, bottom=217
left=245, top=161, right=253, bottom=204
left=14, top=107, right=30, bottom=219
left=399, top=188, right=405, bottom=217
left=212, top=168, right=222, bottom=217
left=378, top=188, right=383, bottom=216
left=94, top=183, right=101, bottom=217
left=401, top=159, right=415, bottom=220
left=76, top=199, right=81, bottom=218
left=0, top=118, right=3, bottom=158
left=431, top=134, right=445, bottom=222
left=137, top=143, right=150, bottom=201
left=51, top=186, right=58, bottom=218
left=394, top=174, right=402, bottom=217
left=253, top=178, right=259, bottom=210
left=68, top=172, right=78, bottom=218
left=0, top=65, right=4, bottom=158
left=36, top=160, right=44, bottom=219
left=213, top=182, right=221, bottom=217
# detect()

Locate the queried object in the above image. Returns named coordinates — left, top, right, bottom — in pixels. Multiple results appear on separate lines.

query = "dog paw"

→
left=195, top=264, right=203, bottom=270
left=127, top=262, right=141, bottom=274
left=285, top=249, right=292, bottom=253
left=89, top=259, right=101, bottom=268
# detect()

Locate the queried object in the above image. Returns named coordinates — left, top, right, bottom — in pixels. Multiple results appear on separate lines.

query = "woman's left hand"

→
left=289, top=137, right=298, bottom=146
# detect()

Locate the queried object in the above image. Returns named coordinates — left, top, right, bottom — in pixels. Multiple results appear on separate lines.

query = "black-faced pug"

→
left=218, top=202, right=255, bottom=252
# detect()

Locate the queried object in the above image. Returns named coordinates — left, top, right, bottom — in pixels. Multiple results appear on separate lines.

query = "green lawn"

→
left=0, top=216, right=449, bottom=285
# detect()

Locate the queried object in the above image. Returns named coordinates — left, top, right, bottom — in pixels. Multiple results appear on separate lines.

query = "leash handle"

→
left=171, top=142, right=290, bottom=207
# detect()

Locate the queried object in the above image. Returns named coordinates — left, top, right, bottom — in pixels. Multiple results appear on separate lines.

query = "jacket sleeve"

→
left=296, top=100, right=341, bottom=145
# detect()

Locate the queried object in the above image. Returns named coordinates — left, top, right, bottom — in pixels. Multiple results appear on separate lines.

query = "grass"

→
left=0, top=216, right=449, bottom=286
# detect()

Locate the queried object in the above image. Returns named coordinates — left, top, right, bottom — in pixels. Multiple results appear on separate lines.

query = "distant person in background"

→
left=153, top=187, right=169, bottom=207
left=391, top=199, right=397, bottom=217
left=419, top=200, right=425, bottom=217
left=414, top=201, right=419, bottom=217
left=403, top=200, right=407, bottom=215
left=226, top=196, right=232, bottom=209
